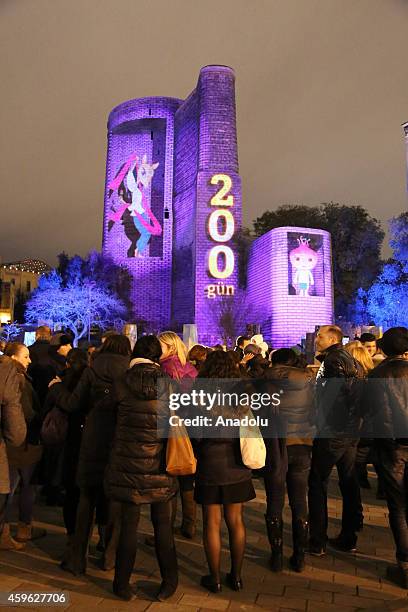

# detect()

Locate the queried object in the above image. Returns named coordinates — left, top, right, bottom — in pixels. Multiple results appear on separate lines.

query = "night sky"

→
left=1, top=0, right=407, bottom=264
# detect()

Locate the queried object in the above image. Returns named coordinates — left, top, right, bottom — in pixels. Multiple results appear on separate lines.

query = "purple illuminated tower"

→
left=102, top=66, right=333, bottom=345
left=247, top=227, right=334, bottom=347
left=172, top=66, right=242, bottom=343
left=102, top=66, right=241, bottom=341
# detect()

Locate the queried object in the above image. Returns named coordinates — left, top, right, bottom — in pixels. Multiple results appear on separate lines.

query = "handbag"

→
left=41, top=407, right=68, bottom=447
left=166, top=414, right=197, bottom=476
left=240, top=410, right=266, bottom=469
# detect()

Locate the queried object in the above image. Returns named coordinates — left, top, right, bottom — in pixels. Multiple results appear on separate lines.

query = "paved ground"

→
left=1, top=468, right=408, bottom=611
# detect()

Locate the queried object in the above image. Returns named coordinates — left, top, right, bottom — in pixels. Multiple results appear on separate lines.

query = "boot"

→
left=157, top=579, right=178, bottom=601
left=113, top=582, right=136, bottom=602
left=16, top=522, right=32, bottom=542
left=265, top=515, right=283, bottom=572
left=289, top=519, right=308, bottom=573
left=179, top=490, right=196, bottom=539
left=15, top=522, right=46, bottom=542
left=0, top=523, right=25, bottom=551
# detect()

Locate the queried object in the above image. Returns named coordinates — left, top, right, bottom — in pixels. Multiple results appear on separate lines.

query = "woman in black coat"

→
left=56, top=334, right=131, bottom=575
left=262, top=348, right=315, bottom=573
left=105, top=335, right=178, bottom=602
left=42, top=349, right=88, bottom=554
left=194, top=351, right=255, bottom=593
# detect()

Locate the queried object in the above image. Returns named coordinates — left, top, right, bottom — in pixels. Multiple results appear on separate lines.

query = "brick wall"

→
left=102, top=97, right=181, bottom=328
left=247, top=226, right=334, bottom=347
left=171, top=92, right=199, bottom=329
left=172, top=66, right=242, bottom=343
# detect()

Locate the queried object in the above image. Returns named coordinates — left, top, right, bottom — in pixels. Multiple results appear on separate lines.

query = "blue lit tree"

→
left=356, top=213, right=408, bottom=328
left=389, top=212, right=408, bottom=263
left=57, top=250, right=133, bottom=317
left=25, top=259, right=127, bottom=346
left=357, top=263, right=408, bottom=328
left=0, top=321, right=22, bottom=342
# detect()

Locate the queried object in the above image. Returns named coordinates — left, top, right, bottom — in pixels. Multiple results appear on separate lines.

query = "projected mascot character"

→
left=107, top=153, right=161, bottom=258
left=289, top=236, right=318, bottom=297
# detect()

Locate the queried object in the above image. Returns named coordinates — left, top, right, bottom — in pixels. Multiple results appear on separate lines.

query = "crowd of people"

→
left=0, top=323, right=408, bottom=600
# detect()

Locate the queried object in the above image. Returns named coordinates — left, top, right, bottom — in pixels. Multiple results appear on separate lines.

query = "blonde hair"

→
left=158, top=331, right=188, bottom=366
left=345, top=341, right=374, bottom=374
left=345, top=340, right=362, bottom=351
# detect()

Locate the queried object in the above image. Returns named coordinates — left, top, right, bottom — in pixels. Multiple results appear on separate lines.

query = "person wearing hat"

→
left=250, top=334, right=269, bottom=359
left=367, top=327, right=408, bottom=588
left=48, top=335, right=73, bottom=375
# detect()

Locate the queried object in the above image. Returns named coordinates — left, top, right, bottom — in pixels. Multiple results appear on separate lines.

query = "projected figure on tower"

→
left=289, top=236, right=318, bottom=296
left=107, top=153, right=161, bottom=257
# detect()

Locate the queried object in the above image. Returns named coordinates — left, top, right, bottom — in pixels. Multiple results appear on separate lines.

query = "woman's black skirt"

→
left=194, top=479, right=256, bottom=505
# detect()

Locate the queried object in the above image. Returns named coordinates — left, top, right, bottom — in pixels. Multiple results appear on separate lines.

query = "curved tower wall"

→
left=102, top=97, right=181, bottom=328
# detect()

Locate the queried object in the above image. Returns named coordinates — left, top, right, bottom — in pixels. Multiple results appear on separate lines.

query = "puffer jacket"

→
left=315, top=343, right=365, bottom=436
left=366, top=357, right=408, bottom=447
left=264, top=364, right=315, bottom=445
left=105, top=360, right=177, bottom=505
left=0, top=356, right=26, bottom=493
left=56, top=352, right=130, bottom=487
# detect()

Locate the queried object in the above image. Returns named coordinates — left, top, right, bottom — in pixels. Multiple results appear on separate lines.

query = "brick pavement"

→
left=1, top=469, right=408, bottom=611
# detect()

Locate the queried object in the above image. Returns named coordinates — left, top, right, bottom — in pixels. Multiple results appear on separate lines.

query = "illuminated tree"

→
left=355, top=214, right=408, bottom=328
left=25, top=267, right=127, bottom=346
left=57, top=250, right=133, bottom=317
left=357, top=263, right=408, bottom=328
left=0, top=321, right=22, bottom=342
left=254, top=205, right=324, bottom=236
left=389, top=212, right=408, bottom=263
